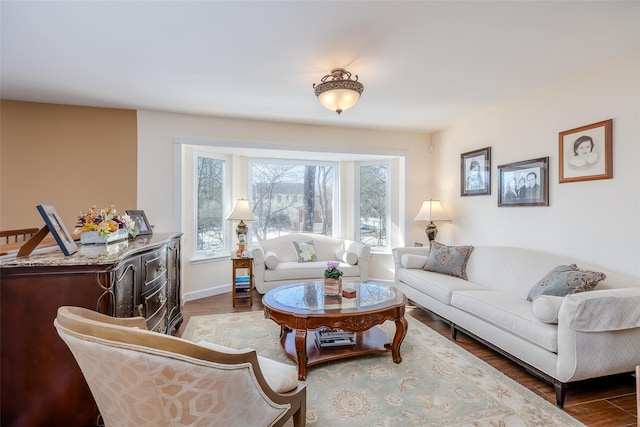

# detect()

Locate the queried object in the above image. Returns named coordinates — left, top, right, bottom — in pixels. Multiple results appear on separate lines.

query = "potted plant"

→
left=324, top=261, right=343, bottom=295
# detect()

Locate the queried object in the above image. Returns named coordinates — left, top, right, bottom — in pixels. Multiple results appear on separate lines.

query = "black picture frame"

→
left=460, top=147, right=491, bottom=196
left=126, top=210, right=152, bottom=235
left=36, top=204, right=78, bottom=256
left=559, top=119, right=612, bottom=183
left=498, top=157, right=549, bottom=207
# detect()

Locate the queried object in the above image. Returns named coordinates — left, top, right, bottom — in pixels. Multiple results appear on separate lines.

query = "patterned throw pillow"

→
left=527, top=264, right=606, bottom=301
left=423, top=241, right=474, bottom=280
left=293, top=241, right=317, bottom=262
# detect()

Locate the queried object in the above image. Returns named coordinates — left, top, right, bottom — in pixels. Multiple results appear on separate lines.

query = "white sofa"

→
left=252, top=233, right=370, bottom=294
left=393, top=245, right=640, bottom=407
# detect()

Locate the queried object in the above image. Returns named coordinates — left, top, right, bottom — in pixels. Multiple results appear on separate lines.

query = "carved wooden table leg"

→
left=391, top=316, right=408, bottom=363
left=294, top=328, right=308, bottom=380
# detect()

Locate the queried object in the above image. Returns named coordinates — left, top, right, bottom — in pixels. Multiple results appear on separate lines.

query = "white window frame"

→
left=193, top=149, right=232, bottom=257
left=355, top=160, right=391, bottom=253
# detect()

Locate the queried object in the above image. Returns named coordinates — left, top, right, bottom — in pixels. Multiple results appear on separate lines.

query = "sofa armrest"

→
left=391, top=247, right=430, bottom=281
left=251, top=243, right=266, bottom=293
left=556, top=287, right=640, bottom=382
left=559, top=287, right=640, bottom=332
left=345, top=240, right=371, bottom=281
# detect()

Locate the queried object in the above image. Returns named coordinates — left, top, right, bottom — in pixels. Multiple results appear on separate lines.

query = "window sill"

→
left=370, top=249, right=392, bottom=256
left=190, top=250, right=233, bottom=264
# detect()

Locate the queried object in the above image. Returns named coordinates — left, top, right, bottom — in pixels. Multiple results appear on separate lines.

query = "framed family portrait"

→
left=126, top=210, right=152, bottom=235
left=36, top=204, right=78, bottom=256
left=498, top=157, right=549, bottom=207
left=559, top=119, right=612, bottom=183
left=460, top=147, right=491, bottom=196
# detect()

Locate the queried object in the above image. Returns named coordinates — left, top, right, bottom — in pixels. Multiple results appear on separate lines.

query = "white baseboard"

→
left=183, top=284, right=231, bottom=303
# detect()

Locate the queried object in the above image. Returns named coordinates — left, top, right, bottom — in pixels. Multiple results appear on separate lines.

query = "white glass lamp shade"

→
left=317, top=89, right=361, bottom=114
left=414, top=200, right=450, bottom=222
left=313, top=68, right=364, bottom=115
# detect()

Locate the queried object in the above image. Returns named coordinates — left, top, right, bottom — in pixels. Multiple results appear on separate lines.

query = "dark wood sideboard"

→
left=0, top=232, right=183, bottom=427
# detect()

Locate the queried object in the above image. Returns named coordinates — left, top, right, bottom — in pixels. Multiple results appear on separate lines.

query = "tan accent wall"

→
left=0, top=100, right=137, bottom=233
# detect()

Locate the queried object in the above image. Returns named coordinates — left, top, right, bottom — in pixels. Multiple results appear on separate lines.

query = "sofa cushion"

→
left=527, top=264, right=606, bottom=301
left=401, top=254, right=428, bottom=269
left=264, top=261, right=360, bottom=282
left=532, top=295, right=564, bottom=324
left=451, top=291, right=558, bottom=353
left=424, top=241, right=474, bottom=280
left=293, top=240, right=317, bottom=262
left=197, top=340, right=298, bottom=393
left=264, top=251, right=279, bottom=270
left=336, top=249, right=358, bottom=265
left=397, top=268, right=485, bottom=305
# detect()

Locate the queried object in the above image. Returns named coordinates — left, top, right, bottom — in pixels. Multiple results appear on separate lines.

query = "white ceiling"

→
left=1, top=1, right=638, bottom=133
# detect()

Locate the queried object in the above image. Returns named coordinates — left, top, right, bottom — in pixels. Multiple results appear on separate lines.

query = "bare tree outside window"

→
left=358, top=163, right=388, bottom=248
left=197, top=156, right=225, bottom=251
left=250, top=161, right=336, bottom=241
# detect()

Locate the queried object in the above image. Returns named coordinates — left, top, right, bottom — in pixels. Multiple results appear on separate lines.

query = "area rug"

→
left=181, top=311, right=584, bottom=427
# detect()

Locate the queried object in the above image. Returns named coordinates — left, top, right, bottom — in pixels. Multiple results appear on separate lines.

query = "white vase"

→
left=80, top=229, right=129, bottom=244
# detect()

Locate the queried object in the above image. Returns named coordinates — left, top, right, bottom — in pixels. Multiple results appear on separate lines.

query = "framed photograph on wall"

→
left=126, top=210, right=152, bottom=235
left=36, top=204, right=78, bottom=256
left=559, top=119, right=612, bottom=183
left=498, top=157, right=549, bottom=207
left=460, top=146, right=491, bottom=196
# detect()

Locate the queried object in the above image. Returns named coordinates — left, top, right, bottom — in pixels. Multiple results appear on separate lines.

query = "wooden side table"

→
left=231, top=257, right=253, bottom=306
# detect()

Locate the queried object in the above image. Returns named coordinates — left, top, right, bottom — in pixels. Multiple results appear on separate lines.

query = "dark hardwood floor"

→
left=176, top=293, right=638, bottom=427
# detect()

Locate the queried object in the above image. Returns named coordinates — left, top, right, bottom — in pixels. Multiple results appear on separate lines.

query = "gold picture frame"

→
left=559, top=119, right=612, bottom=183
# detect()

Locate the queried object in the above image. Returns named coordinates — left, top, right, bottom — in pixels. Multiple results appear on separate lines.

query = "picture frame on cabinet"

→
left=460, top=147, right=491, bottom=196
left=126, top=210, right=152, bottom=235
left=498, top=157, right=549, bottom=207
left=559, top=119, right=612, bottom=183
left=36, top=204, right=78, bottom=256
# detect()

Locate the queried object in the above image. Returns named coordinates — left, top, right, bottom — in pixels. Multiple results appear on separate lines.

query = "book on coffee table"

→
left=314, top=329, right=356, bottom=348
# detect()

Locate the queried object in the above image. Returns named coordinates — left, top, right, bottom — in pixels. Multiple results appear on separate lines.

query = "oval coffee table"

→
left=263, top=281, right=407, bottom=380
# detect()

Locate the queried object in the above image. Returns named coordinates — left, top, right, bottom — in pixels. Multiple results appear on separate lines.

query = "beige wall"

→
left=431, top=52, right=640, bottom=277
left=0, top=101, right=138, bottom=232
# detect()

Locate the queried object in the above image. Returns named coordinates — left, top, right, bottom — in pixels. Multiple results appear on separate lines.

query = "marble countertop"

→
left=0, top=232, right=181, bottom=268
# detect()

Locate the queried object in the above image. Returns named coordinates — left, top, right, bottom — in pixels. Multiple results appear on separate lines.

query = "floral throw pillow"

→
left=527, top=264, right=606, bottom=301
left=293, top=241, right=317, bottom=262
left=423, top=241, right=474, bottom=280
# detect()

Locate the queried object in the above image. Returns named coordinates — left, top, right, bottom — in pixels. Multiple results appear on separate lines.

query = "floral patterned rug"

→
left=181, top=311, right=583, bottom=427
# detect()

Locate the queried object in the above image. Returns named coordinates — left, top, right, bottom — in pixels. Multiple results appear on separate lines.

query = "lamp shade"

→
left=226, top=199, right=256, bottom=222
left=414, top=200, right=450, bottom=222
left=317, top=88, right=361, bottom=114
left=313, top=68, right=364, bottom=115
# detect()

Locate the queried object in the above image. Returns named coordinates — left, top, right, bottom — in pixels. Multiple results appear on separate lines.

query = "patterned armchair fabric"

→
left=54, top=306, right=306, bottom=427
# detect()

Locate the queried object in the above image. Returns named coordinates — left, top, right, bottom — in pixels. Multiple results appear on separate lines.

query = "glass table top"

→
left=268, top=281, right=397, bottom=311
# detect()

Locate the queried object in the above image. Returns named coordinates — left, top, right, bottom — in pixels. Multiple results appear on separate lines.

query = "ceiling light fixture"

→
left=313, top=67, right=364, bottom=115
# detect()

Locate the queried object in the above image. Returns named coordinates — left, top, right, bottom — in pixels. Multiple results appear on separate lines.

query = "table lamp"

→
left=414, top=199, right=450, bottom=242
left=226, top=198, right=256, bottom=256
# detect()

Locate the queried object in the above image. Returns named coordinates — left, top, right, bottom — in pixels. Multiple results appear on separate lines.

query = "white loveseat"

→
left=393, top=245, right=640, bottom=407
left=252, top=233, right=370, bottom=294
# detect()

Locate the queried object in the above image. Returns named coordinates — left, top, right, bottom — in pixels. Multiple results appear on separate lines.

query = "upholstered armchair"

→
left=54, top=306, right=306, bottom=427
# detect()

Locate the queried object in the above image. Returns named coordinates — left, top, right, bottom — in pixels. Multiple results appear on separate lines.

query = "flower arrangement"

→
left=324, top=261, right=344, bottom=280
left=74, top=205, right=138, bottom=238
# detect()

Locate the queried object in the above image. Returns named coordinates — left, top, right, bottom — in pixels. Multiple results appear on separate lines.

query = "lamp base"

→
left=235, top=220, right=248, bottom=236
left=425, top=221, right=438, bottom=242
